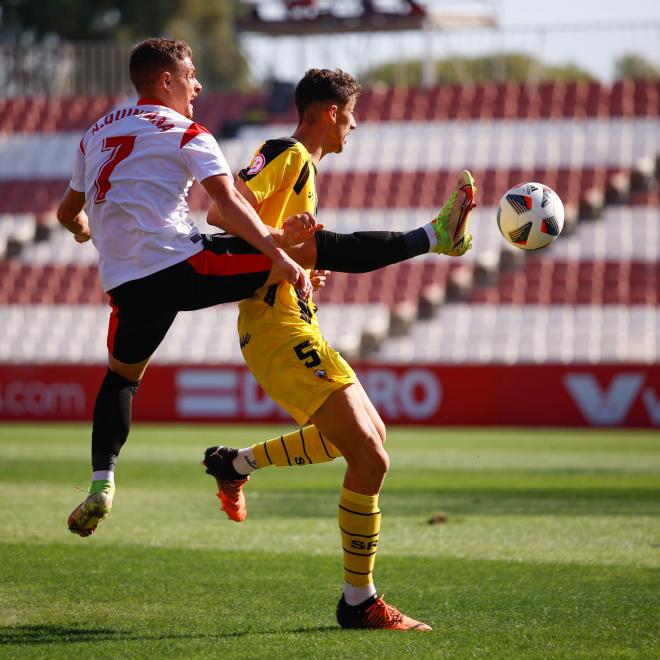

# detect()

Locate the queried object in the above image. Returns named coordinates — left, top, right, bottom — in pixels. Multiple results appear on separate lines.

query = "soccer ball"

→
left=496, top=182, right=565, bottom=250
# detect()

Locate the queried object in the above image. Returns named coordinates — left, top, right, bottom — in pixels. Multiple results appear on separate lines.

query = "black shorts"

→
left=106, top=234, right=271, bottom=364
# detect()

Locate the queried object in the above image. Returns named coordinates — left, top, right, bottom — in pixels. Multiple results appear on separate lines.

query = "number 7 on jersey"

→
left=94, top=135, right=136, bottom=204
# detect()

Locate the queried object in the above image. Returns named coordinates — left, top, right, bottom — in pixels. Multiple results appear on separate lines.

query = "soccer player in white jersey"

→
left=59, top=39, right=476, bottom=545
left=58, top=38, right=315, bottom=537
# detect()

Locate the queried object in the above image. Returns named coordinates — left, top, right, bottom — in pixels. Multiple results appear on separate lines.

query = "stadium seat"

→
left=0, top=84, right=658, bottom=368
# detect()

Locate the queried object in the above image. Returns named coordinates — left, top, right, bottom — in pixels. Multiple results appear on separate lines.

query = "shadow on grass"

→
left=242, top=488, right=660, bottom=519
left=0, top=623, right=341, bottom=646
left=0, top=625, right=122, bottom=645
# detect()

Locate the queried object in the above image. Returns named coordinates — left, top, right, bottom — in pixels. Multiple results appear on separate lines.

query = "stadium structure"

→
left=0, top=0, right=658, bottom=428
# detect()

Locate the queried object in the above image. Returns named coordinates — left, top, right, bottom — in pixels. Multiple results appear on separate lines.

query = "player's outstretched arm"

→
left=56, top=187, right=91, bottom=243
left=202, top=174, right=312, bottom=298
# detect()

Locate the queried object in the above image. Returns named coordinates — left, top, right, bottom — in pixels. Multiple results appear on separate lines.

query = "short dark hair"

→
left=294, top=69, right=362, bottom=119
left=129, top=38, right=193, bottom=92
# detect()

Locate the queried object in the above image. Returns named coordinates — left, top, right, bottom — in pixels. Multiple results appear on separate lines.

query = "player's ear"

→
left=328, top=104, right=338, bottom=122
left=161, top=70, right=172, bottom=89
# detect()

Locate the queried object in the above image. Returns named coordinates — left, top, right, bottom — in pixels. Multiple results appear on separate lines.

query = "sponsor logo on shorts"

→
left=246, top=153, right=266, bottom=175
left=313, top=369, right=334, bottom=383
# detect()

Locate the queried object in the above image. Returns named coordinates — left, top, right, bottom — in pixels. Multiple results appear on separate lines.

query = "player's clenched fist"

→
left=280, top=212, right=324, bottom=246
left=311, top=269, right=330, bottom=291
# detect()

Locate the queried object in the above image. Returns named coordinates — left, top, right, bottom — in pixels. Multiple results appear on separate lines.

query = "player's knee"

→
left=375, top=419, right=386, bottom=445
left=376, top=447, right=390, bottom=476
left=345, top=428, right=388, bottom=476
left=365, top=441, right=389, bottom=478
left=365, top=411, right=386, bottom=446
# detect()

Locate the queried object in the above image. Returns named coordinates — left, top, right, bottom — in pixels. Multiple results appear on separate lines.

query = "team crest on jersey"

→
left=313, top=369, right=334, bottom=383
left=246, top=153, right=266, bottom=176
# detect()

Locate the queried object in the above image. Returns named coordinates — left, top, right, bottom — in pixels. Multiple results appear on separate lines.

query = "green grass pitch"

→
left=1, top=423, right=659, bottom=658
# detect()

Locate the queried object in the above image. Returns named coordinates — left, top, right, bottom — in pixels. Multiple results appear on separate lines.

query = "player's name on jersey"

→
left=91, top=107, right=175, bottom=136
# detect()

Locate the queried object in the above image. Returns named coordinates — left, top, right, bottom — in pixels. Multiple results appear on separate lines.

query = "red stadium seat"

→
left=611, top=80, right=635, bottom=118
left=632, top=79, right=659, bottom=117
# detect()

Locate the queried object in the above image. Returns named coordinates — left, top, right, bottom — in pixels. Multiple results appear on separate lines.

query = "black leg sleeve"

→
left=91, top=368, right=141, bottom=472
left=314, top=228, right=430, bottom=273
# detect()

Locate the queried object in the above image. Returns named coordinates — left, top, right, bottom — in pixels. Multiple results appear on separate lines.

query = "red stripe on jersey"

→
left=180, top=122, right=211, bottom=149
left=187, top=250, right=271, bottom=276
left=106, top=299, right=120, bottom=356
left=79, top=139, right=85, bottom=155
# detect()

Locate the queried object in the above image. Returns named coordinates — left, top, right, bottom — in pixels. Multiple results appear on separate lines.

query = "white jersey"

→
left=70, top=98, right=232, bottom=292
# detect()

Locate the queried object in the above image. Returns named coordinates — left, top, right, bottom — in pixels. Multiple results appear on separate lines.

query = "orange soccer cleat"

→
left=336, top=594, right=432, bottom=631
left=202, top=446, right=249, bottom=523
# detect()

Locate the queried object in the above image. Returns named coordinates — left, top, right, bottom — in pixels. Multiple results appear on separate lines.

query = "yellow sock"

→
left=252, top=425, right=342, bottom=469
left=338, top=487, right=380, bottom=587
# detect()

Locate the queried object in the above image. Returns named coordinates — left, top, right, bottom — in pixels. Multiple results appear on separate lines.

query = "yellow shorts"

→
left=238, top=302, right=356, bottom=426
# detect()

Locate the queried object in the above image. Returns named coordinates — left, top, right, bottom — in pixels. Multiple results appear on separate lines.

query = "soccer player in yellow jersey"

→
left=203, top=69, right=476, bottom=631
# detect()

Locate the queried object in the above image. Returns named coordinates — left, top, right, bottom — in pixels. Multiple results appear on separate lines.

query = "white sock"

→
left=423, top=223, right=437, bottom=252
left=232, top=447, right=258, bottom=475
left=91, top=470, right=115, bottom=483
left=343, top=581, right=377, bottom=606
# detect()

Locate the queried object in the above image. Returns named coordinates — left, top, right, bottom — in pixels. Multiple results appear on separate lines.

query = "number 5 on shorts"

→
left=294, top=340, right=321, bottom=368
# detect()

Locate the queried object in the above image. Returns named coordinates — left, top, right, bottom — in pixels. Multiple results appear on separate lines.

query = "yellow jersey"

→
left=236, top=137, right=356, bottom=424
left=237, top=137, right=318, bottom=325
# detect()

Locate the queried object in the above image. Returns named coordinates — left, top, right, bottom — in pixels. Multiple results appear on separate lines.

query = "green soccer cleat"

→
left=432, top=169, right=477, bottom=257
left=67, top=481, right=114, bottom=537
